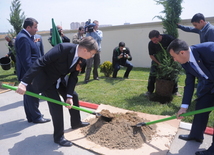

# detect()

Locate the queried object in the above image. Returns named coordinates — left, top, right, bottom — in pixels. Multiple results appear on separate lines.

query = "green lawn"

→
left=0, top=66, right=213, bottom=127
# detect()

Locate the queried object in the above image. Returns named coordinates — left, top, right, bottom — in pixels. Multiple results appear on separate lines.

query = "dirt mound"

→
left=81, top=110, right=156, bottom=150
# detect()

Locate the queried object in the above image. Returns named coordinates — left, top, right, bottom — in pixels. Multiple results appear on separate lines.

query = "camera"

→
left=85, top=19, right=96, bottom=33
left=122, top=47, right=127, bottom=58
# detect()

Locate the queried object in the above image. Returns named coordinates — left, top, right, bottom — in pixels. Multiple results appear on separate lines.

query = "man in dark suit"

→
left=168, top=39, right=214, bottom=155
left=15, top=17, right=50, bottom=123
left=15, top=37, right=98, bottom=147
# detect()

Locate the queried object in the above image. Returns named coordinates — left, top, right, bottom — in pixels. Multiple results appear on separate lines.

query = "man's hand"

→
left=176, top=107, right=187, bottom=119
left=65, top=98, right=74, bottom=109
left=125, top=54, right=129, bottom=58
left=16, top=83, right=27, bottom=95
left=118, top=54, right=123, bottom=59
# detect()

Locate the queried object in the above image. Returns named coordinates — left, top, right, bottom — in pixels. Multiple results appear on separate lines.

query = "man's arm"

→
left=62, top=35, right=70, bottom=43
left=176, top=67, right=196, bottom=118
left=126, top=47, right=132, bottom=61
left=150, top=55, right=160, bottom=65
left=72, top=34, right=81, bottom=44
left=177, top=24, right=200, bottom=34
left=16, top=37, right=35, bottom=72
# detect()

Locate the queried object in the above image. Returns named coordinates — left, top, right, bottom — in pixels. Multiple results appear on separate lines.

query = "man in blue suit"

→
left=168, top=39, right=214, bottom=155
left=15, top=17, right=50, bottom=123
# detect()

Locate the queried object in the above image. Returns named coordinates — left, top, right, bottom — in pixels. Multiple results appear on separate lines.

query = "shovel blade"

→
left=94, top=112, right=112, bottom=122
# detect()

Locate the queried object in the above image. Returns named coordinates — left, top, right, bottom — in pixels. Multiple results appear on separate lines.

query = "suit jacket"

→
left=181, top=42, right=214, bottom=105
left=15, top=29, right=41, bottom=81
left=34, top=34, right=44, bottom=56
left=21, top=43, right=80, bottom=96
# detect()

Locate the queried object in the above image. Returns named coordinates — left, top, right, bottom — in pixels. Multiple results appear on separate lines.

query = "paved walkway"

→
left=0, top=90, right=212, bottom=155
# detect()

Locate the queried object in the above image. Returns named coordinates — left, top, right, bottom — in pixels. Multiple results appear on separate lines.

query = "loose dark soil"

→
left=81, top=110, right=156, bottom=150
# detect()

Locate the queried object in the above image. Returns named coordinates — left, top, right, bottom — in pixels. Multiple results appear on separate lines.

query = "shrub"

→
left=100, top=61, right=113, bottom=77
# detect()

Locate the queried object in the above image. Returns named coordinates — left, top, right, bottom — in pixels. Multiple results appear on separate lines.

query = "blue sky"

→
left=0, top=0, right=213, bottom=32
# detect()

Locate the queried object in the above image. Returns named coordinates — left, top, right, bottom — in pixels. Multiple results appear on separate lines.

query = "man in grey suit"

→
left=15, top=17, right=50, bottom=123
left=15, top=37, right=98, bottom=147
left=168, top=39, right=214, bottom=155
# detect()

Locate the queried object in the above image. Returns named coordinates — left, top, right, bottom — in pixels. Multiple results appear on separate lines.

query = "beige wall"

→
left=1, top=17, right=213, bottom=67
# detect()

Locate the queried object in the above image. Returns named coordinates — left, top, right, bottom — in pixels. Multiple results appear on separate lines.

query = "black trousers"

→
left=23, top=84, right=42, bottom=122
left=113, top=61, right=133, bottom=78
left=43, top=83, right=81, bottom=141
left=189, top=92, right=214, bottom=140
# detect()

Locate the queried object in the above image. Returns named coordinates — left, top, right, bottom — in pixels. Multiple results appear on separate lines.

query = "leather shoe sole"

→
left=179, top=134, right=203, bottom=143
left=55, top=138, right=72, bottom=147
left=33, top=118, right=51, bottom=123
left=72, top=122, right=90, bottom=129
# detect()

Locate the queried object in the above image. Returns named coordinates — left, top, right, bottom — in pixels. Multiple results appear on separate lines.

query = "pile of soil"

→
left=81, top=110, right=156, bottom=150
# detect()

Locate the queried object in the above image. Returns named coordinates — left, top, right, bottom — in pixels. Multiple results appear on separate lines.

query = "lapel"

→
left=67, top=48, right=80, bottom=73
left=191, top=49, right=214, bottom=82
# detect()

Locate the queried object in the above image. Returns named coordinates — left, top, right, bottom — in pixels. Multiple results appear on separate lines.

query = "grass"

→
left=0, top=66, right=213, bottom=127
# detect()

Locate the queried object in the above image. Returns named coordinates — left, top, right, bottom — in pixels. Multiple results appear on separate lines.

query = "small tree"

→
left=8, top=0, right=25, bottom=37
left=150, top=0, right=183, bottom=103
left=154, top=0, right=183, bottom=38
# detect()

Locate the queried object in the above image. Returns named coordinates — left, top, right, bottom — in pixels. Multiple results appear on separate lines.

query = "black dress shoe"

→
left=72, top=122, right=90, bottom=129
left=179, top=134, right=203, bottom=143
left=94, top=77, right=99, bottom=80
left=54, top=137, right=72, bottom=147
left=195, top=150, right=214, bottom=155
left=33, top=117, right=51, bottom=123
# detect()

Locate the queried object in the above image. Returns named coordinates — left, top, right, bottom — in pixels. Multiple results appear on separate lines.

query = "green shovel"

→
left=133, top=105, right=214, bottom=127
left=2, top=84, right=112, bottom=121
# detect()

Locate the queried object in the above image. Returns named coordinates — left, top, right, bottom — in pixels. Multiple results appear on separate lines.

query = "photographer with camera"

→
left=48, top=25, right=70, bottom=47
left=112, top=42, right=133, bottom=78
left=84, top=20, right=103, bottom=83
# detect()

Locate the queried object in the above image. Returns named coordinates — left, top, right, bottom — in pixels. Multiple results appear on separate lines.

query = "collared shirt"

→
left=23, top=29, right=34, bottom=38
left=70, top=45, right=79, bottom=68
left=189, top=48, right=208, bottom=79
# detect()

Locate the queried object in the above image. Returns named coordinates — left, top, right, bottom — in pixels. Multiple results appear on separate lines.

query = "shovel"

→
left=133, top=106, right=214, bottom=127
left=2, top=84, right=112, bottom=121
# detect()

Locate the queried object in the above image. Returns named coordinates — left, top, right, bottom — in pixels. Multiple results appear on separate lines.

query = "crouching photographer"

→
left=84, top=20, right=103, bottom=84
left=112, top=42, right=133, bottom=78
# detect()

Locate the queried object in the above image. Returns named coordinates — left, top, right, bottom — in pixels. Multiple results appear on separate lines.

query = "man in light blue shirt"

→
left=85, top=20, right=103, bottom=83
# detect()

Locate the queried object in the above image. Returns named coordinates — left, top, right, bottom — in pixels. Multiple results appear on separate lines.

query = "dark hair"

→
left=191, top=13, right=205, bottom=23
left=149, top=30, right=160, bottom=39
left=23, top=17, right=38, bottom=29
left=79, top=26, right=84, bottom=31
left=119, top=42, right=125, bottom=47
left=79, top=36, right=98, bottom=52
left=167, top=39, right=189, bottom=54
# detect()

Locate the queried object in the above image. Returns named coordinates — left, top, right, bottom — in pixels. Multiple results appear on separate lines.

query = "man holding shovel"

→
left=168, top=39, right=214, bottom=155
left=15, top=37, right=98, bottom=147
